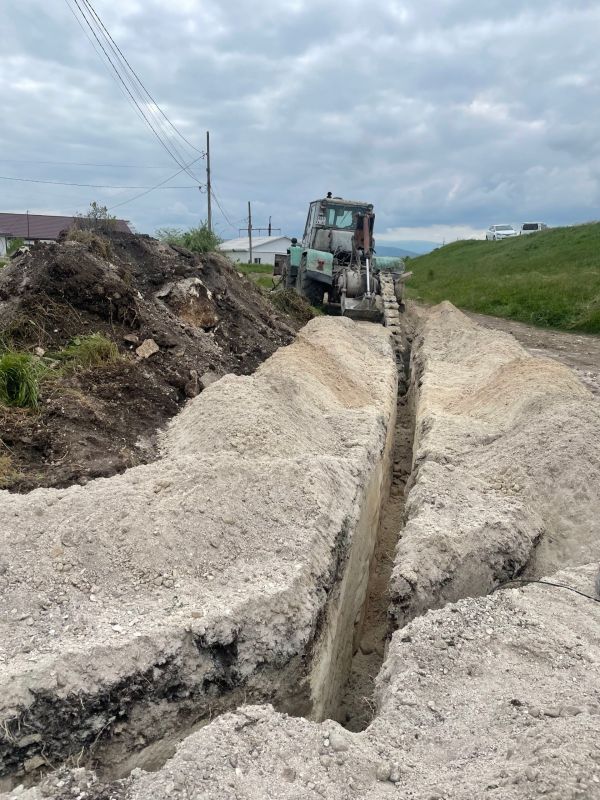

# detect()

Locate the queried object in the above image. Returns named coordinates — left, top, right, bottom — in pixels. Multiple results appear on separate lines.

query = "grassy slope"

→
left=406, top=223, right=600, bottom=333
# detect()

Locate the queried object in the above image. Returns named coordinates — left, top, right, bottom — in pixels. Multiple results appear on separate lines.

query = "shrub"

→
left=156, top=222, right=222, bottom=254
left=7, top=238, right=25, bottom=257
left=74, top=201, right=117, bottom=233
left=54, top=334, right=119, bottom=369
left=0, top=352, right=45, bottom=409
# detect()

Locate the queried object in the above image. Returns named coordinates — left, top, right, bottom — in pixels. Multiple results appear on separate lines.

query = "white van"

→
left=520, top=222, right=548, bottom=235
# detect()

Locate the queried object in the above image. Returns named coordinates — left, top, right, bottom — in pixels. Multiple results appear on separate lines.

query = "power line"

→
left=79, top=0, right=200, bottom=179
left=210, top=188, right=237, bottom=230
left=79, top=0, right=204, bottom=185
left=63, top=0, right=160, bottom=140
left=0, top=175, right=198, bottom=189
left=66, top=0, right=203, bottom=182
left=0, top=159, right=174, bottom=169
left=108, top=156, right=204, bottom=210
left=68, top=0, right=193, bottom=174
left=82, top=0, right=202, bottom=157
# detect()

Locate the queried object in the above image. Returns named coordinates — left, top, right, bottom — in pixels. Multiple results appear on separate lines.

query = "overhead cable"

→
left=0, top=175, right=198, bottom=189
left=65, top=0, right=203, bottom=182
left=108, top=157, right=204, bottom=210
left=82, top=0, right=202, bottom=156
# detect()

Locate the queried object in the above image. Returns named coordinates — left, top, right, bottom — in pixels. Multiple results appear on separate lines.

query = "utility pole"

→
left=268, top=216, right=272, bottom=236
left=206, top=131, right=212, bottom=232
left=247, top=201, right=253, bottom=264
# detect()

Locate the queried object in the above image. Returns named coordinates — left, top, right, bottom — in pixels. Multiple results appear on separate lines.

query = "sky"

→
left=1, top=0, right=600, bottom=247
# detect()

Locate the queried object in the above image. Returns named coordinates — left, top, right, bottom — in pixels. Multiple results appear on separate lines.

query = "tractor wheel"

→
left=297, top=259, right=325, bottom=305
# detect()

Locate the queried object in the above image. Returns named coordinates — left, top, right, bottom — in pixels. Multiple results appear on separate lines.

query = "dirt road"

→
left=466, top=312, right=600, bottom=397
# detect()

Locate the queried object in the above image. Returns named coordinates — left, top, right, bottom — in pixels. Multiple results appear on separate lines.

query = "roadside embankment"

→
left=0, top=317, right=398, bottom=788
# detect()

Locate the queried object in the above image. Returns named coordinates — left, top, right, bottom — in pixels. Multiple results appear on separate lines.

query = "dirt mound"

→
left=0, top=232, right=295, bottom=491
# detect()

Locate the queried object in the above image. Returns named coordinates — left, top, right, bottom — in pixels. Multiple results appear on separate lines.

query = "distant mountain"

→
left=375, top=245, right=419, bottom=258
left=376, top=241, right=442, bottom=256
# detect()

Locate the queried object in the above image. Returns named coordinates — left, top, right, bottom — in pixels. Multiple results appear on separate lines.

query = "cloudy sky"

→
left=1, top=1, right=599, bottom=247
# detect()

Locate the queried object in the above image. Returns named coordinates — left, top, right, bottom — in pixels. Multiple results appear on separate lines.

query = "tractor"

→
left=281, top=193, right=410, bottom=323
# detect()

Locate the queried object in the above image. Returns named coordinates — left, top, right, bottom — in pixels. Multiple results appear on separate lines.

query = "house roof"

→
left=0, top=212, right=131, bottom=239
left=219, top=235, right=292, bottom=252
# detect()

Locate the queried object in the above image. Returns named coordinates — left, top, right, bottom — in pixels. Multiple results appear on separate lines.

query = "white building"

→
left=218, top=235, right=292, bottom=268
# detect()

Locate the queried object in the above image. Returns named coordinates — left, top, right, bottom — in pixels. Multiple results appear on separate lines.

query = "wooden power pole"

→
left=206, top=131, right=212, bottom=232
left=248, top=201, right=253, bottom=264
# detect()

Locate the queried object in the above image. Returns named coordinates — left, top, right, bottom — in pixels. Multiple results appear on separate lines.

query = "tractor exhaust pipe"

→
left=363, top=213, right=372, bottom=298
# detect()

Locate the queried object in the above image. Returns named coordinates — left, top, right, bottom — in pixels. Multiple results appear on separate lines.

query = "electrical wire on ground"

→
left=495, top=577, right=600, bottom=603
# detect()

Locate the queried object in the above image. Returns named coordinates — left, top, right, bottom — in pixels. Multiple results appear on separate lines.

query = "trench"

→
left=1, top=327, right=415, bottom=793
left=336, top=381, right=414, bottom=731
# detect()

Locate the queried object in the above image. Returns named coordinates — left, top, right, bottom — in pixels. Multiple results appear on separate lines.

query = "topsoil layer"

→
left=0, top=232, right=296, bottom=491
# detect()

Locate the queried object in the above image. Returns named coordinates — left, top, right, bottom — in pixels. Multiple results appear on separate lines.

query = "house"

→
left=218, top=235, right=293, bottom=269
left=0, top=212, right=132, bottom=257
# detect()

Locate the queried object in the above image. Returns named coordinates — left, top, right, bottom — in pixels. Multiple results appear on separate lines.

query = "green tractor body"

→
left=282, top=195, right=409, bottom=321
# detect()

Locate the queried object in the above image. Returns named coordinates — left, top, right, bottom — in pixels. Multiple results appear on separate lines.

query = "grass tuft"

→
left=269, top=289, right=321, bottom=325
left=407, top=222, right=600, bottom=333
left=0, top=352, right=45, bottom=409
left=53, top=333, right=119, bottom=369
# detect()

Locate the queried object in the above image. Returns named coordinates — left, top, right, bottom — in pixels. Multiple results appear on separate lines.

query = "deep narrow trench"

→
left=2, top=333, right=415, bottom=792
left=336, top=346, right=415, bottom=732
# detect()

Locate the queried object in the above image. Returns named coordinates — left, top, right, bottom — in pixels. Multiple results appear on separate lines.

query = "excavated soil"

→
left=0, top=233, right=296, bottom=491
left=3, top=304, right=600, bottom=800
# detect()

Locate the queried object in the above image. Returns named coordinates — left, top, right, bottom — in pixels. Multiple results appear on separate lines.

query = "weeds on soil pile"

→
left=53, top=334, right=119, bottom=369
left=270, top=289, right=321, bottom=325
left=66, top=229, right=113, bottom=260
left=0, top=352, right=45, bottom=409
left=407, top=222, right=600, bottom=333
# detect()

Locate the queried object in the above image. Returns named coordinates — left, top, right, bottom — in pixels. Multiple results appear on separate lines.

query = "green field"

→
left=406, top=223, right=600, bottom=333
left=234, top=262, right=274, bottom=275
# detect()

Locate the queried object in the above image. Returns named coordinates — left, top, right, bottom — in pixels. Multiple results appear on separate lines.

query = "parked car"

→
left=520, top=222, right=548, bottom=235
left=486, top=224, right=518, bottom=240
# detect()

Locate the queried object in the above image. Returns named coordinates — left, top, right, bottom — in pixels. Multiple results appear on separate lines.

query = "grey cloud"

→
left=1, top=0, right=599, bottom=239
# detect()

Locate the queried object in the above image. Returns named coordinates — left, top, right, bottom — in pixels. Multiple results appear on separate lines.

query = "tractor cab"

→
left=302, top=195, right=375, bottom=260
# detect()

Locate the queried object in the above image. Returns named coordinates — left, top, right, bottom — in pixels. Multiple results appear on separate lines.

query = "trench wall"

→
left=390, top=302, right=600, bottom=623
left=0, top=317, right=398, bottom=787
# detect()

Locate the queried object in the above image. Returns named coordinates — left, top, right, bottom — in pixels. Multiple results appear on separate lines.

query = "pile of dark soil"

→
left=0, top=232, right=296, bottom=492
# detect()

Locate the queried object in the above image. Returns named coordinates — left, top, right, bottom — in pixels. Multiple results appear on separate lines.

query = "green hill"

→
left=406, top=223, right=600, bottom=333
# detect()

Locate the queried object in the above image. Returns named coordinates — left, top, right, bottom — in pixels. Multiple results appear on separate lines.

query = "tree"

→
left=75, top=202, right=117, bottom=233
left=156, top=222, right=222, bottom=254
